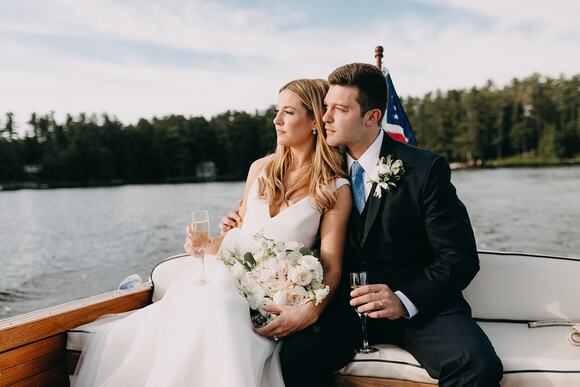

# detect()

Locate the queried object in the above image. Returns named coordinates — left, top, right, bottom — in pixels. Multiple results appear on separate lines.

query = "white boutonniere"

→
left=367, top=155, right=405, bottom=198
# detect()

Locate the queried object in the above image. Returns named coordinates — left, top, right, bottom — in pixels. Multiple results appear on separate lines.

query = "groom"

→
left=327, top=63, right=503, bottom=386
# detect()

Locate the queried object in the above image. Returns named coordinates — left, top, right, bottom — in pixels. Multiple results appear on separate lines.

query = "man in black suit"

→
left=317, top=62, right=503, bottom=386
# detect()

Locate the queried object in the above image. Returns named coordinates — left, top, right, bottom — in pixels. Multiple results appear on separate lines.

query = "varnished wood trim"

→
left=0, top=334, right=65, bottom=371
left=13, top=364, right=69, bottom=387
left=336, top=375, right=436, bottom=387
left=0, top=285, right=152, bottom=353
left=0, top=350, right=65, bottom=385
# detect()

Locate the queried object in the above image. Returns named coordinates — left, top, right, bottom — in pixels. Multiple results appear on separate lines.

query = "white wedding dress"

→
left=72, top=177, right=349, bottom=387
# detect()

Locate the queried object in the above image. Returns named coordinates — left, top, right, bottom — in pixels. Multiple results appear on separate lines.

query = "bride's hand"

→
left=254, top=301, right=318, bottom=340
left=183, top=225, right=197, bottom=256
left=183, top=225, right=217, bottom=256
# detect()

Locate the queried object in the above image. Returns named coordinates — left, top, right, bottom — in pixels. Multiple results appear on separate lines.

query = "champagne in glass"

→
left=191, top=210, right=210, bottom=285
left=350, top=272, right=379, bottom=354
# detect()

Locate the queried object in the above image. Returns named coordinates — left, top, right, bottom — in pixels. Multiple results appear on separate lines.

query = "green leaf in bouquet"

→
left=232, top=253, right=253, bottom=271
left=301, top=247, right=320, bottom=258
left=243, top=252, right=257, bottom=268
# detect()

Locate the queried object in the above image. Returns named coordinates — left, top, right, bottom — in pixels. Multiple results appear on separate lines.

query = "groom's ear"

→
left=363, top=108, right=382, bottom=128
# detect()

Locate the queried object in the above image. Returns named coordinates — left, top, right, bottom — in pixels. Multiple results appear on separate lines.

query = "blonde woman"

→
left=73, top=79, right=357, bottom=387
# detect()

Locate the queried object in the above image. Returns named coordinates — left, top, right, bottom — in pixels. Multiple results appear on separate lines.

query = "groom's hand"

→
left=350, top=284, right=406, bottom=320
left=254, top=302, right=318, bottom=340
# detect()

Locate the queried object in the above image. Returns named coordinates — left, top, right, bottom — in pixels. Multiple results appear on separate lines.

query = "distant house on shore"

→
left=196, top=161, right=217, bottom=180
left=23, top=164, right=42, bottom=175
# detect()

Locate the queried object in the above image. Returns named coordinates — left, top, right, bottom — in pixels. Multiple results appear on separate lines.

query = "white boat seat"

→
left=338, top=322, right=580, bottom=385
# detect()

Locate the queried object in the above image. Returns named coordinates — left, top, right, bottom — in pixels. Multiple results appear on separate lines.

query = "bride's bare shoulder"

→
left=247, top=155, right=273, bottom=182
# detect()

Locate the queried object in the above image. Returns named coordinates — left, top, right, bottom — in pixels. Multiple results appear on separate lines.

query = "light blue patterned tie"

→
left=351, top=161, right=366, bottom=213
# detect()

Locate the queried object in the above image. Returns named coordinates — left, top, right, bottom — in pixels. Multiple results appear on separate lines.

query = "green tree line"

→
left=0, top=73, right=579, bottom=186
left=406, top=74, right=580, bottom=162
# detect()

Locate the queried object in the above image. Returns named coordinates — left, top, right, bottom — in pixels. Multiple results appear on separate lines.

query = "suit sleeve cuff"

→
left=395, top=290, right=419, bottom=319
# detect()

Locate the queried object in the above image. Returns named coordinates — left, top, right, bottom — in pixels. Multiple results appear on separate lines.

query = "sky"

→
left=1, top=0, right=579, bottom=132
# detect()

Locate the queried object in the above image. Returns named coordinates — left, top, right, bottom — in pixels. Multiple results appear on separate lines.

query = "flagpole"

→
left=374, top=46, right=383, bottom=69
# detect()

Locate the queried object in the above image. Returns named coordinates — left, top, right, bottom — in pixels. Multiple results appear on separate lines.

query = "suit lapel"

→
left=360, top=134, right=397, bottom=246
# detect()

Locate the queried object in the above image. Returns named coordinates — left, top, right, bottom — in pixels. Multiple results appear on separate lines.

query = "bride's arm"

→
left=255, top=184, right=352, bottom=338
left=310, top=183, right=352, bottom=316
left=198, top=157, right=269, bottom=255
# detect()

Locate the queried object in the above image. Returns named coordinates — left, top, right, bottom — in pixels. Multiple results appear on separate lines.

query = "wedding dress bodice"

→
left=240, top=177, right=350, bottom=248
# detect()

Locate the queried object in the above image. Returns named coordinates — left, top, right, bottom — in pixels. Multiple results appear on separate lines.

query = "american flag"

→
left=381, top=68, right=417, bottom=146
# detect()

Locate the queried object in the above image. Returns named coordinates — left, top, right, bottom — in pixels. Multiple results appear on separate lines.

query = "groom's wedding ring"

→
left=273, top=335, right=279, bottom=342
left=378, top=300, right=384, bottom=309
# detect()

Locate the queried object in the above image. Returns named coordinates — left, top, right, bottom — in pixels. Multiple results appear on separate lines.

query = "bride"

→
left=72, top=79, right=353, bottom=387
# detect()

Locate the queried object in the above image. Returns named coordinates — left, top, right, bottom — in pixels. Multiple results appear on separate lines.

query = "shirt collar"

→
left=346, top=130, right=384, bottom=175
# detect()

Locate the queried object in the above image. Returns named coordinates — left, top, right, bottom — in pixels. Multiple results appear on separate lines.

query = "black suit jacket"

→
left=345, top=134, right=479, bottom=317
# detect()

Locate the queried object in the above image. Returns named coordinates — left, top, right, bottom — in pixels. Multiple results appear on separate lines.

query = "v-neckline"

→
left=268, top=196, right=309, bottom=219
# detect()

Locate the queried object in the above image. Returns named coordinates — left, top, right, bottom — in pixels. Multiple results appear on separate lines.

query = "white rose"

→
left=263, top=278, right=286, bottom=297
left=313, top=286, right=330, bottom=304
left=289, top=265, right=313, bottom=286
left=287, top=286, right=308, bottom=306
left=247, top=283, right=266, bottom=310
left=276, top=259, right=292, bottom=279
left=300, top=255, right=323, bottom=282
left=257, top=258, right=278, bottom=283
left=241, top=272, right=258, bottom=291
left=230, top=262, right=247, bottom=281
left=273, top=289, right=289, bottom=305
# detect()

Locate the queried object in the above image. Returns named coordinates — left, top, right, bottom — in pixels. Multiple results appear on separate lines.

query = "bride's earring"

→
left=312, top=127, right=317, bottom=135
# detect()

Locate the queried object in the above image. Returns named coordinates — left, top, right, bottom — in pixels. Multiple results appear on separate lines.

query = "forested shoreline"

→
left=1, top=73, right=578, bottom=190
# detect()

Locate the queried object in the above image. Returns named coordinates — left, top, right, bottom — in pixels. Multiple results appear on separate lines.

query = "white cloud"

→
left=0, top=0, right=578, bottom=133
left=418, top=0, right=580, bottom=34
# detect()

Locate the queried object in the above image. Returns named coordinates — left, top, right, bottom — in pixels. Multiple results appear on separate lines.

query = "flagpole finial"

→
left=374, top=46, right=383, bottom=69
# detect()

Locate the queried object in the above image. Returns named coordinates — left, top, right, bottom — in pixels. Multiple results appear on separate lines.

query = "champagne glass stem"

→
left=200, top=257, right=206, bottom=284
left=360, top=314, right=370, bottom=350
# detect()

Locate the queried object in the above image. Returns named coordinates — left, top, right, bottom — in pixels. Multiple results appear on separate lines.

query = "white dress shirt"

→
left=347, top=130, right=419, bottom=319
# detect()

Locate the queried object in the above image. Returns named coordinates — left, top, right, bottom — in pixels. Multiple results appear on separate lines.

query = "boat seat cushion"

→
left=463, top=252, right=580, bottom=321
left=66, top=311, right=135, bottom=352
left=338, top=322, right=580, bottom=385
left=150, top=255, right=198, bottom=303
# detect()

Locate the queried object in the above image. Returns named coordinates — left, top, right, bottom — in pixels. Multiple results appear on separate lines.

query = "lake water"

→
left=1, top=165, right=579, bottom=319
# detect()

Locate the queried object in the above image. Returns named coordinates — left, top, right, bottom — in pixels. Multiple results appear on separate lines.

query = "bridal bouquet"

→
left=218, top=232, right=330, bottom=327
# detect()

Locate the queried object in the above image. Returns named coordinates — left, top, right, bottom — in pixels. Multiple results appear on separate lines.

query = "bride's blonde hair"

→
left=258, top=79, right=347, bottom=213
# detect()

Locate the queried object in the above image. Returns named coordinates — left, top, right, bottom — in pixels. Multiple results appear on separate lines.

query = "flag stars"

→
left=393, top=114, right=399, bottom=120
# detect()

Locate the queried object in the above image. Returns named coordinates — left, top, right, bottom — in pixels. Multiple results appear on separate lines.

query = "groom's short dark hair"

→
left=328, top=63, right=387, bottom=119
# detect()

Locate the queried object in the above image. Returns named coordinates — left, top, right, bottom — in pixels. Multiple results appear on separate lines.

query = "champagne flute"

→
left=191, top=210, right=210, bottom=285
left=350, top=272, right=379, bottom=354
